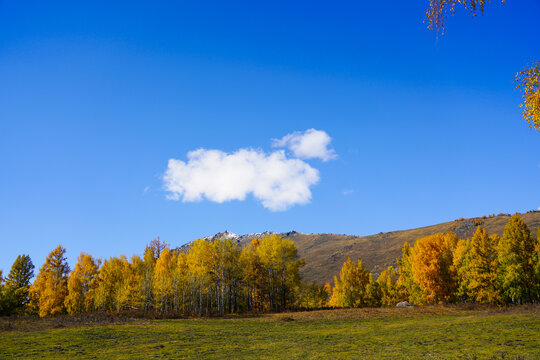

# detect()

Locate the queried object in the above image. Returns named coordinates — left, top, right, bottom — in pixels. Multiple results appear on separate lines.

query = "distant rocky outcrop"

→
left=175, top=230, right=281, bottom=252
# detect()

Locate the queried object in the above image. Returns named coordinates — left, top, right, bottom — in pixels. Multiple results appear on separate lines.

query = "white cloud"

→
left=163, top=148, right=320, bottom=211
left=343, top=188, right=354, bottom=196
left=272, top=129, right=337, bottom=161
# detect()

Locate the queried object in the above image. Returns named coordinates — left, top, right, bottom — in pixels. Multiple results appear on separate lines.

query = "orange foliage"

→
left=412, top=233, right=457, bottom=303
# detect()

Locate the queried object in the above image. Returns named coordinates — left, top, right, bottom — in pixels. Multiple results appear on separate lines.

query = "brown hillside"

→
left=282, top=211, right=540, bottom=284
left=177, top=211, right=540, bottom=285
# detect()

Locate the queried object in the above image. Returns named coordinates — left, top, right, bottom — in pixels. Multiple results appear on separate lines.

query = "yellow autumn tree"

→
left=412, top=232, right=457, bottom=303
left=365, top=273, right=382, bottom=307
left=468, top=227, right=500, bottom=304
left=117, top=255, right=145, bottom=311
left=173, top=252, right=189, bottom=315
left=377, top=266, right=398, bottom=306
left=240, top=238, right=267, bottom=312
left=255, top=235, right=304, bottom=312
left=212, top=237, right=242, bottom=315
left=329, top=258, right=370, bottom=308
left=94, top=256, right=126, bottom=311
left=395, top=242, right=423, bottom=304
left=187, top=239, right=215, bottom=316
left=153, top=248, right=177, bottom=313
left=65, top=253, right=100, bottom=314
left=453, top=238, right=472, bottom=302
left=239, top=235, right=304, bottom=313
left=29, top=245, right=70, bottom=317
left=141, top=237, right=169, bottom=311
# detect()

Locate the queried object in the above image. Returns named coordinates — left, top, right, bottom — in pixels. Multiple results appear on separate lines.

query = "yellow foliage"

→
left=93, top=256, right=126, bottom=312
left=153, top=248, right=177, bottom=312
left=468, top=228, right=500, bottom=304
left=425, top=0, right=504, bottom=35
left=187, top=239, right=216, bottom=316
left=412, top=233, right=457, bottom=303
left=240, top=235, right=303, bottom=312
left=453, top=238, right=472, bottom=302
left=174, top=252, right=189, bottom=314
left=515, top=61, right=540, bottom=131
left=329, top=258, right=370, bottom=308
left=425, top=1, right=537, bottom=132
left=29, top=245, right=70, bottom=317
left=64, top=253, right=100, bottom=315
left=117, top=255, right=145, bottom=311
left=395, top=242, right=423, bottom=304
left=377, top=266, right=398, bottom=306
left=240, top=238, right=267, bottom=312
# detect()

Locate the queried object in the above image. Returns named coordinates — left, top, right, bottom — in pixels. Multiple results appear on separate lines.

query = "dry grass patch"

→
left=267, top=304, right=540, bottom=322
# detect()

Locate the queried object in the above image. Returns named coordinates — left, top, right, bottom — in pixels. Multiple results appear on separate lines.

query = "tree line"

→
left=328, top=215, right=540, bottom=307
left=1, top=215, right=538, bottom=317
left=0, top=235, right=304, bottom=317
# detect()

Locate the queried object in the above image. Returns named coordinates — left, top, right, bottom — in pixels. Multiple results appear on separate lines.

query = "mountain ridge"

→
left=175, top=211, right=540, bottom=284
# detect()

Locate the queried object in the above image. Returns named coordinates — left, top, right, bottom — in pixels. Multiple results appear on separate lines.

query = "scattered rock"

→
left=396, top=301, right=413, bottom=307
left=454, top=221, right=476, bottom=238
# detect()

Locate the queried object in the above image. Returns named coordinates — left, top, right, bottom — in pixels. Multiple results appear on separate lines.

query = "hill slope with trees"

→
left=224, top=211, right=540, bottom=284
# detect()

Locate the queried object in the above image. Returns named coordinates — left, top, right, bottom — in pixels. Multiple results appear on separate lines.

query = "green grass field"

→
left=1, top=306, right=539, bottom=359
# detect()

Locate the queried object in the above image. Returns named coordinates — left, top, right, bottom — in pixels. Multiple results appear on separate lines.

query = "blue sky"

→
left=1, top=0, right=539, bottom=272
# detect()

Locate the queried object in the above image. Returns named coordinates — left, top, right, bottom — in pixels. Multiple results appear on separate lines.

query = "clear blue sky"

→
left=1, top=0, right=539, bottom=272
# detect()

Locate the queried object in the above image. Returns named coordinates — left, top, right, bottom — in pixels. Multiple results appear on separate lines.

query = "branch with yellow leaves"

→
left=425, top=1, right=539, bottom=132
left=515, top=61, right=540, bottom=131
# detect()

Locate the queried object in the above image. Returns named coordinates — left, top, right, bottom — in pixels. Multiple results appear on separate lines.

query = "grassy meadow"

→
left=1, top=306, right=539, bottom=359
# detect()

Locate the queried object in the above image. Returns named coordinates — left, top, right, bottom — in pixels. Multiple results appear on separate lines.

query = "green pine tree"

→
left=5, top=255, right=35, bottom=309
